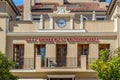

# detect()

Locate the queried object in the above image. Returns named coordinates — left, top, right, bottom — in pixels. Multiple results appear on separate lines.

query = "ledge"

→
left=37, top=29, right=86, bottom=33
left=10, top=69, right=36, bottom=72
left=7, top=32, right=117, bottom=37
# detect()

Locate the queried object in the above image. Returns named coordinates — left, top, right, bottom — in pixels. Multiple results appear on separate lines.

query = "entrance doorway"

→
left=50, top=78, right=72, bottom=80
left=56, top=44, right=67, bottom=67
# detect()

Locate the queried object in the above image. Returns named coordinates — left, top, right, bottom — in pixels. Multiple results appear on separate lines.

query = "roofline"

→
left=7, top=0, right=21, bottom=15
left=107, top=0, right=116, bottom=15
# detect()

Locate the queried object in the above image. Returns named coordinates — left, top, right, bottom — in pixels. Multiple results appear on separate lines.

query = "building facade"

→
left=0, top=0, right=120, bottom=80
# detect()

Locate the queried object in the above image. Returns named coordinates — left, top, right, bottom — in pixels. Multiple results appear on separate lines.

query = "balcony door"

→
left=13, top=44, right=24, bottom=69
left=56, top=44, right=67, bottom=67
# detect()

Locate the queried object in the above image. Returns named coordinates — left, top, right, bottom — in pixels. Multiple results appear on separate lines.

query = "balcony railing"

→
left=44, top=57, right=80, bottom=68
left=13, top=58, right=34, bottom=70
left=12, top=57, right=97, bottom=70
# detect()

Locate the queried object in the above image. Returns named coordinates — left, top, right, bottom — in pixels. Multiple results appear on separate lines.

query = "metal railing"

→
left=13, top=58, right=34, bottom=70
left=44, top=57, right=80, bottom=68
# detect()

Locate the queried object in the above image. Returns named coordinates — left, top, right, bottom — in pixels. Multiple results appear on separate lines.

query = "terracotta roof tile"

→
left=17, top=2, right=107, bottom=12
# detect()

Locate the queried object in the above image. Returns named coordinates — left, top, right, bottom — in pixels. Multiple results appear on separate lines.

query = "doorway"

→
left=50, top=78, right=72, bottom=80
left=56, top=44, right=67, bottom=67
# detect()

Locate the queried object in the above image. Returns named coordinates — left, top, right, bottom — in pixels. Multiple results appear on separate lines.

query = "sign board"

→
left=25, top=37, right=98, bottom=43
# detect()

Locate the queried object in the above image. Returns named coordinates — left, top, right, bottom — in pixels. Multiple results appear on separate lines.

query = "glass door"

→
left=13, top=44, right=24, bottom=69
left=56, top=44, right=67, bottom=67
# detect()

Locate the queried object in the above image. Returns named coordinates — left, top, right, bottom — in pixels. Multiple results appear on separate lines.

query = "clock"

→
left=57, top=19, right=66, bottom=28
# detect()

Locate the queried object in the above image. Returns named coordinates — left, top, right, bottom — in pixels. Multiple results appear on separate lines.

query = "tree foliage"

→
left=0, top=51, right=17, bottom=80
left=91, top=48, right=120, bottom=80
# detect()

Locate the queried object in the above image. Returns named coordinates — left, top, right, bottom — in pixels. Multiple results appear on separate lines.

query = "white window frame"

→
left=32, top=16, right=40, bottom=21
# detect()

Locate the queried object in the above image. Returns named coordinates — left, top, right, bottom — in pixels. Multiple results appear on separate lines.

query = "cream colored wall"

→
left=74, top=20, right=80, bottom=29
left=0, top=2, right=6, bottom=13
left=67, top=43, right=77, bottom=67
left=6, top=37, right=35, bottom=69
left=10, top=21, right=40, bottom=32
left=23, top=0, right=31, bottom=20
left=89, top=44, right=98, bottom=59
left=118, top=18, right=120, bottom=46
left=6, top=2, right=16, bottom=20
left=111, top=5, right=119, bottom=20
left=0, top=1, right=16, bottom=20
left=44, top=20, right=50, bottom=29
left=6, top=37, right=34, bottom=58
left=46, top=44, right=56, bottom=58
left=6, top=36, right=117, bottom=70
left=10, top=19, right=114, bottom=32
left=0, top=17, right=7, bottom=53
left=85, top=21, right=114, bottom=32
left=99, top=36, right=117, bottom=51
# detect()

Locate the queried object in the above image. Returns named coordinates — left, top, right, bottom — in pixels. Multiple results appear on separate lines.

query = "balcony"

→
left=11, top=56, right=96, bottom=71
left=44, top=57, right=80, bottom=68
left=13, top=58, right=34, bottom=70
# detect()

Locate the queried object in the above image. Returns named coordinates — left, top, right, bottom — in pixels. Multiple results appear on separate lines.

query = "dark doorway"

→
left=50, top=78, right=72, bottom=80
left=56, top=44, right=67, bottom=67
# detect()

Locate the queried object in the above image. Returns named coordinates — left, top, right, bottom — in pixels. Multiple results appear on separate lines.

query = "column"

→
left=80, top=15, right=83, bottom=29
left=81, top=55, right=86, bottom=70
left=92, top=11, right=96, bottom=20
left=36, top=55, right=41, bottom=70
left=29, top=12, right=32, bottom=20
left=23, top=0, right=31, bottom=20
left=70, top=16, right=73, bottom=29
left=6, top=17, right=9, bottom=32
left=39, top=15, right=43, bottom=29
left=50, top=17, right=53, bottom=29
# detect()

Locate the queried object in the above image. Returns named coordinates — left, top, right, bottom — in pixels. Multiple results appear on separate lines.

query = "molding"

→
left=7, top=32, right=117, bottom=37
left=10, top=69, right=36, bottom=72
left=37, top=30, right=86, bottom=33
left=47, top=75, right=75, bottom=78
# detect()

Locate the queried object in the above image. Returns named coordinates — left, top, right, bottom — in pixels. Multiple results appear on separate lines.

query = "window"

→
left=78, top=44, right=89, bottom=67
left=16, top=16, right=21, bottom=21
left=13, top=44, right=24, bottom=69
left=96, top=16, right=106, bottom=20
left=35, top=44, right=45, bottom=67
left=99, top=0, right=106, bottom=2
left=32, top=16, right=40, bottom=21
left=99, top=44, right=110, bottom=51
left=83, top=16, right=88, bottom=21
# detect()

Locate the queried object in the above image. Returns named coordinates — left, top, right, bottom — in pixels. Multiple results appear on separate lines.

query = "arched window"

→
left=83, top=16, right=88, bottom=21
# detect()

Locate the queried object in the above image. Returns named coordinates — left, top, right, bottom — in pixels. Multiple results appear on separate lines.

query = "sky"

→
left=13, top=0, right=111, bottom=6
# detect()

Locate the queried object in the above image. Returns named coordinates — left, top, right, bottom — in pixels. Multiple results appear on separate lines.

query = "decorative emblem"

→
left=57, top=19, right=66, bottom=28
left=54, top=7, right=70, bottom=14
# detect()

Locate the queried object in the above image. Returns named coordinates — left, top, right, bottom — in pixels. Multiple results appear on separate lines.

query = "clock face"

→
left=57, top=19, right=66, bottom=28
